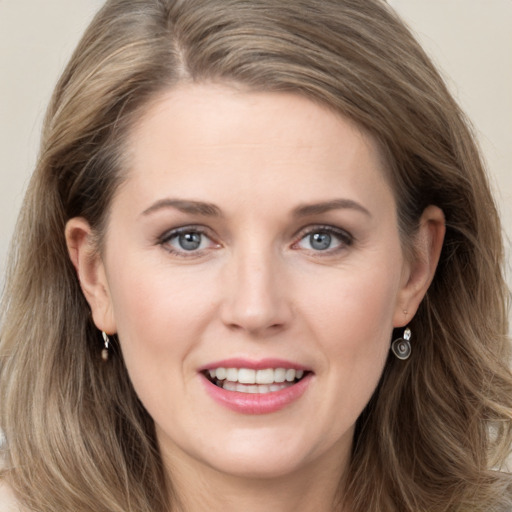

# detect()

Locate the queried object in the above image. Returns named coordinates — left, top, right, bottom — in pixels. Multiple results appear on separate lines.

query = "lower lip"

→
left=201, top=373, right=312, bottom=414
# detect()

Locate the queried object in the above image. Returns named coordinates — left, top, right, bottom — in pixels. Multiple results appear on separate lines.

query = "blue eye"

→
left=309, top=232, right=332, bottom=251
left=295, top=227, right=352, bottom=252
left=159, top=227, right=217, bottom=255
left=177, top=232, right=203, bottom=251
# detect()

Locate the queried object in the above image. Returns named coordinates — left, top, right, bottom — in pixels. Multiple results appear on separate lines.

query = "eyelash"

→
left=158, top=225, right=219, bottom=258
left=292, top=225, right=354, bottom=255
left=157, top=224, right=354, bottom=258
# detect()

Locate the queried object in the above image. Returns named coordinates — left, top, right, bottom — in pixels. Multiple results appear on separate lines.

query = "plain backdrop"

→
left=1, top=1, right=511, bottom=304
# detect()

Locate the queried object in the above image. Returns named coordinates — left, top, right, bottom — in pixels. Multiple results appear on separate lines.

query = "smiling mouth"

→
left=204, top=367, right=309, bottom=394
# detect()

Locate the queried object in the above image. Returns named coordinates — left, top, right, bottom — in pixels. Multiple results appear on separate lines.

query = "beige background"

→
left=1, top=1, right=511, bottom=300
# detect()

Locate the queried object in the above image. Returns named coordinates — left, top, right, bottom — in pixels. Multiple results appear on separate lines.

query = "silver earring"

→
left=101, top=332, right=110, bottom=361
left=391, top=327, right=412, bottom=360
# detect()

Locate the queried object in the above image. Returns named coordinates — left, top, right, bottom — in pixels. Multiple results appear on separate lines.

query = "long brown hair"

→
left=1, top=1, right=511, bottom=510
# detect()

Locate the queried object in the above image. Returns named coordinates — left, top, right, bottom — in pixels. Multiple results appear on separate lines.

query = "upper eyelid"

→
left=158, top=224, right=212, bottom=242
left=290, top=226, right=355, bottom=255
left=294, top=224, right=353, bottom=241
left=157, top=226, right=220, bottom=258
left=158, top=226, right=218, bottom=252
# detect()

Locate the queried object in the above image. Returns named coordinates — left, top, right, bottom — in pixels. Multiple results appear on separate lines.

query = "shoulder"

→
left=0, top=481, right=22, bottom=512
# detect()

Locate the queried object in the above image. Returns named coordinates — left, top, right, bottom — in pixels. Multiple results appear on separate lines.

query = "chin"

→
left=184, top=424, right=342, bottom=481
left=204, top=449, right=311, bottom=480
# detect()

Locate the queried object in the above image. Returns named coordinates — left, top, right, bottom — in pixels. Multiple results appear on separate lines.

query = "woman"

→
left=1, top=0, right=511, bottom=510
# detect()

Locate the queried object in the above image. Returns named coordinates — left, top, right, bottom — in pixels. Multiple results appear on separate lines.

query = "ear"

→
left=65, top=218, right=117, bottom=334
left=393, top=205, right=445, bottom=327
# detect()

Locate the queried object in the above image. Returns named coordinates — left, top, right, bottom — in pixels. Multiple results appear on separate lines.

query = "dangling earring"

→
left=101, top=331, right=110, bottom=361
left=391, top=327, right=412, bottom=360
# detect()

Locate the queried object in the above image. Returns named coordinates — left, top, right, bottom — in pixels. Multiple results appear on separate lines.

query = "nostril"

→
left=219, top=279, right=293, bottom=334
left=224, top=319, right=285, bottom=335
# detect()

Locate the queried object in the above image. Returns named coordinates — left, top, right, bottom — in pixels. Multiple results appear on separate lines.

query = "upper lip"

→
left=198, top=358, right=311, bottom=372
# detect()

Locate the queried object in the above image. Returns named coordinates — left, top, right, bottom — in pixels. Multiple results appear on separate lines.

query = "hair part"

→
left=1, top=1, right=511, bottom=510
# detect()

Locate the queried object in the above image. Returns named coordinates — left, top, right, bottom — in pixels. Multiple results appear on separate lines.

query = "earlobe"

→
left=394, top=205, right=446, bottom=327
left=65, top=218, right=116, bottom=334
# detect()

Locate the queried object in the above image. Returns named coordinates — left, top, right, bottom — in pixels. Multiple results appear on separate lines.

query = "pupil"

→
left=179, top=232, right=202, bottom=250
left=310, top=232, right=331, bottom=250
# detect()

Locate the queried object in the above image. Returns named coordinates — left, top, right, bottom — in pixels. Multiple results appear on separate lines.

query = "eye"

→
left=159, top=226, right=219, bottom=256
left=175, top=232, right=205, bottom=251
left=294, top=226, right=353, bottom=253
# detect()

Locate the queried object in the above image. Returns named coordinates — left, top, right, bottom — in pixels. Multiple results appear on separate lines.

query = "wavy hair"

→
left=1, top=0, right=511, bottom=510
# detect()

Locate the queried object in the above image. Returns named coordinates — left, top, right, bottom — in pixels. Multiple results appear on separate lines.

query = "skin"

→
left=66, top=83, right=445, bottom=512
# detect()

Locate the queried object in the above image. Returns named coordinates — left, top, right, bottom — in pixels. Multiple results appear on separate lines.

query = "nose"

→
left=219, top=245, right=293, bottom=336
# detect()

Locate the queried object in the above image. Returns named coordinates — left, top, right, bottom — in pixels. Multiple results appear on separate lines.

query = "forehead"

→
left=118, top=83, right=394, bottom=215
left=129, top=83, right=376, bottom=148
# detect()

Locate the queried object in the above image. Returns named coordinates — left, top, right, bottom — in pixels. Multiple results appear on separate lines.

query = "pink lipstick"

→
left=199, top=358, right=313, bottom=414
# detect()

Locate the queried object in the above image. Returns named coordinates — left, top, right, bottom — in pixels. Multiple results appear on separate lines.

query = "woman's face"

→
left=74, top=84, right=434, bottom=481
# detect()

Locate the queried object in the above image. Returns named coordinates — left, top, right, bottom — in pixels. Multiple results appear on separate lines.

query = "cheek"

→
left=109, top=257, right=213, bottom=335
left=302, top=262, right=400, bottom=346
left=105, top=266, right=217, bottom=427
left=299, top=260, right=401, bottom=401
left=308, top=282, right=396, bottom=445
left=105, top=260, right=218, bottom=387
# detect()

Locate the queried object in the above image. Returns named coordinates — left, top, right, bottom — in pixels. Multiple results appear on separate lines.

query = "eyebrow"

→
left=141, top=199, right=223, bottom=217
left=141, top=197, right=371, bottom=218
left=292, top=199, right=372, bottom=218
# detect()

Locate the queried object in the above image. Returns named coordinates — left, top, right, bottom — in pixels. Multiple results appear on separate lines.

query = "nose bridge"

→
left=221, top=235, right=291, bottom=334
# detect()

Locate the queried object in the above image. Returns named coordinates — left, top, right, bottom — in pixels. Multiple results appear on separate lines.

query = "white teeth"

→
left=274, top=368, right=286, bottom=383
left=223, top=380, right=237, bottom=392
left=238, top=368, right=256, bottom=384
left=256, top=368, right=274, bottom=384
left=220, top=381, right=290, bottom=394
left=206, top=367, right=306, bottom=387
left=215, top=367, right=227, bottom=380
left=270, top=383, right=287, bottom=392
left=234, top=383, right=261, bottom=394
left=285, top=369, right=296, bottom=382
left=226, top=368, right=238, bottom=382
